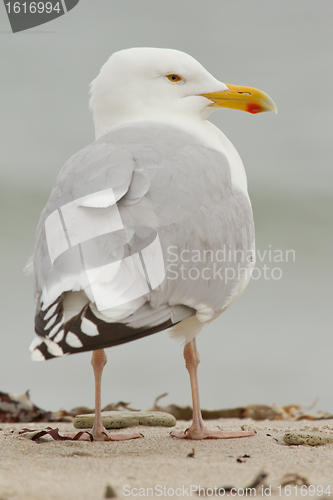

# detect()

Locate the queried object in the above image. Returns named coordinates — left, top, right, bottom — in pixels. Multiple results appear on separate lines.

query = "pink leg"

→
left=88, top=349, right=143, bottom=441
left=170, top=339, right=255, bottom=440
left=60, top=349, right=143, bottom=441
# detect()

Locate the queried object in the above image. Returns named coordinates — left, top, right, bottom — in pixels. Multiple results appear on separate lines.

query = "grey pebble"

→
left=74, top=411, right=176, bottom=429
left=284, top=431, right=333, bottom=446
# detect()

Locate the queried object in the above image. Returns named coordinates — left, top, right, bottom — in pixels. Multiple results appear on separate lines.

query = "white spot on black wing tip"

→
left=29, top=335, right=44, bottom=352
left=48, top=323, right=62, bottom=339
left=35, top=295, right=64, bottom=340
left=43, top=303, right=58, bottom=321
left=31, top=349, right=46, bottom=361
left=44, top=339, right=64, bottom=357
left=53, top=329, right=64, bottom=343
left=45, top=314, right=58, bottom=331
left=65, top=331, right=83, bottom=348
left=80, top=317, right=99, bottom=336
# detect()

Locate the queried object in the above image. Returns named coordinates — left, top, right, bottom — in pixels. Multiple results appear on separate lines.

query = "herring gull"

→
left=30, top=47, right=277, bottom=441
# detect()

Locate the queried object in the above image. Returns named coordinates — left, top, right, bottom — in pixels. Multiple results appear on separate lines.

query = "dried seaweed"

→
left=2, top=389, right=332, bottom=424
left=152, top=393, right=333, bottom=421
left=19, top=427, right=93, bottom=441
left=0, top=391, right=51, bottom=423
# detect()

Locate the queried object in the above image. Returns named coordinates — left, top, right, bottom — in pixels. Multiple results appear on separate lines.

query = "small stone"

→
left=284, top=431, right=333, bottom=446
left=104, top=484, right=117, bottom=498
left=74, top=411, right=176, bottom=429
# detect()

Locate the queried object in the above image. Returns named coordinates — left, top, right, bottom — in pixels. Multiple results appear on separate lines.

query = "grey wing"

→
left=31, top=123, right=254, bottom=361
left=33, top=138, right=138, bottom=305
left=108, top=123, right=254, bottom=320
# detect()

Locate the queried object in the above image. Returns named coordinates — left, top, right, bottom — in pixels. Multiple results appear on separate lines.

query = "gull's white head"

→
left=90, top=47, right=277, bottom=139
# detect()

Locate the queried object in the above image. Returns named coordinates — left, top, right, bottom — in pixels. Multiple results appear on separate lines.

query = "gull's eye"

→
left=166, top=74, right=182, bottom=82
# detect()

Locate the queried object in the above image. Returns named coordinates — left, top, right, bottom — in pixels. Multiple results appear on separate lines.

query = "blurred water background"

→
left=1, top=0, right=332, bottom=414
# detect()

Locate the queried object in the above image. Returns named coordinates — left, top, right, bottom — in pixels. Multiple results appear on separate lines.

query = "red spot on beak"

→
left=246, top=102, right=262, bottom=114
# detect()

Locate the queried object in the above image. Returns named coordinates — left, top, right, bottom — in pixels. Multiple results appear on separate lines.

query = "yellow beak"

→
left=201, top=84, right=277, bottom=114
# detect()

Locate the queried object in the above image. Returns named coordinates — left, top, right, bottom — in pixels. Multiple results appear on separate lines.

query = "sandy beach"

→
left=1, top=418, right=333, bottom=499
